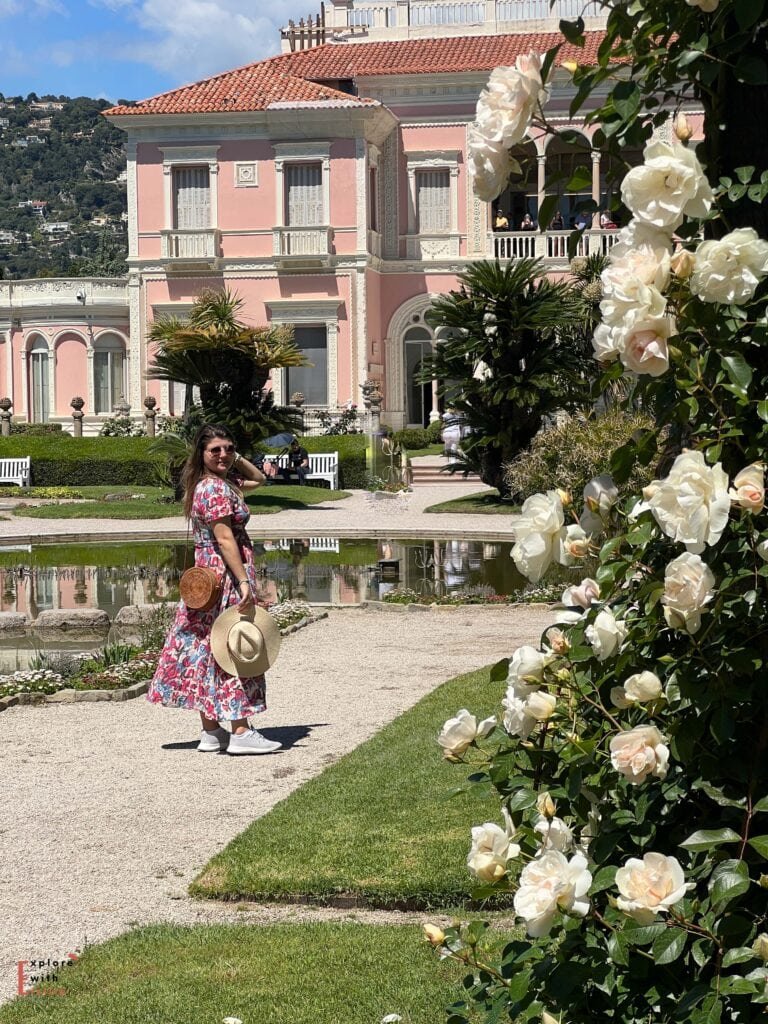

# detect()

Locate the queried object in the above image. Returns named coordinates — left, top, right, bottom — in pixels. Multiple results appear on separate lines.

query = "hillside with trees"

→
left=0, top=93, right=130, bottom=279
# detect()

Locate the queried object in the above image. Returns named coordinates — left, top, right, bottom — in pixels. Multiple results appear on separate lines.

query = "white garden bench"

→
left=267, top=451, right=339, bottom=490
left=0, top=457, right=30, bottom=488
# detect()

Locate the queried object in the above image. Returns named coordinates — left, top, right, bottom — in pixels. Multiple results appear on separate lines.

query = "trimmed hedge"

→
left=0, top=436, right=165, bottom=487
left=260, top=434, right=367, bottom=489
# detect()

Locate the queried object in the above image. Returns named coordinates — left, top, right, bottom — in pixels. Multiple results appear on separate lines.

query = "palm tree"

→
left=421, top=258, right=594, bottom=498
left=146, top=289, right=308, bottom=450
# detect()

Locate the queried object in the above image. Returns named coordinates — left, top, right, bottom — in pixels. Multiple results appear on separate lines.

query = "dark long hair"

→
left=181, top=423, right=234, bottom=519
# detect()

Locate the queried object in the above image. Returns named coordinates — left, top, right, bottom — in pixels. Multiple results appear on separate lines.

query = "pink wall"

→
left=54, top=332, right=88, bottom=414
left=135, top=137, right=362, bottom=260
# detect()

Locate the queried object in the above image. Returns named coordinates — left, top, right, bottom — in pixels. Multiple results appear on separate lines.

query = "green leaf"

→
left=757, top=399, right=768, bottom=423
left=680, top=828, right=742, bottom=852
left=753, top=796, right=768, bottom=813
left=735, top=0, right=764, bottom=30
left=612, top=80, right=641, bottom=122
left=723, top=946, right=758, bottom=968
left=589, top=865, right=617, bottom=894
left=709, top=859, right=750, bottom=908
left=748, top=835, right=768, bottom=859
left=565, top=166, right=593, bottom=192
left=489, top=658, right=509, bottom=683
left=559, top=17, right=585, bottom=44
left=722, top=353, right=753, bottom=392
left=652, top=927, right=687, bottom=965
left=736, top=165, right=756, bottom=185
left=621, top=922, right=666, bottom=946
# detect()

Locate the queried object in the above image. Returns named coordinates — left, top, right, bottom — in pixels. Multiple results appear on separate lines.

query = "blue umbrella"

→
left=262, top=432, right=295, bottom=448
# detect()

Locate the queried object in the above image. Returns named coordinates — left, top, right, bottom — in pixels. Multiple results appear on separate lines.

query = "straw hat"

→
left=210, top=606, right=281, bottom=677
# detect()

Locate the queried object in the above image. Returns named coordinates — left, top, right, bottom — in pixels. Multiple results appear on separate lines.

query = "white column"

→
left=592, top=151, right=602, bottom=228
left=537, top=154, right=546, bottom=222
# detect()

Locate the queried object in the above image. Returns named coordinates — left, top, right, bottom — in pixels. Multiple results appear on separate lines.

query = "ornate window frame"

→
left=403, top=150, right=461, bottom=259
left=160, top=145, right=220, bottom=230
left=265, top=298, right=341, bottom=408
left=273, top=142, right=331, bottom=227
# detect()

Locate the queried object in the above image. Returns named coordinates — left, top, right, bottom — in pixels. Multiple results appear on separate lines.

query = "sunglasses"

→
left=206, top=444, right=235, bottom=455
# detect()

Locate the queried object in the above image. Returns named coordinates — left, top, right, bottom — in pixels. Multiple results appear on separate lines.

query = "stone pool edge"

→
left=0, top=612, right=328, bottom=714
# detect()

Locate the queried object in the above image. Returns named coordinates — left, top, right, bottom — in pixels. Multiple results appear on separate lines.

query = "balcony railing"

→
left=273, top=226, right=333, bottom=258
left=337, top=0, right=602, bottom=29
left=491, top=229, right=621, bottom=264
left=160, top=228, right=221, bottom=262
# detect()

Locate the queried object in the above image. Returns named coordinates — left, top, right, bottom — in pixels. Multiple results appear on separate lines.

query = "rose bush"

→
left=425, top=5, right=768, bottom=1024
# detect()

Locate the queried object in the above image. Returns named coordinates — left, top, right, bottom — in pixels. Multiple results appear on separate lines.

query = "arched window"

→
left=404, top=325, right=433, bottom=427
left=28, top=337, right=49, bottom=423
left=93, top=334, right=126, bottom=415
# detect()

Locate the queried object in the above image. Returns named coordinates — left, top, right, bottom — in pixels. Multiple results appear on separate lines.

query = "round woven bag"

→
left=179, top=566, right=221, bottom=612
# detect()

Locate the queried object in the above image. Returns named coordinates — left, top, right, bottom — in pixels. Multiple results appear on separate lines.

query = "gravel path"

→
left=0, top=604, right=552, bottom=1006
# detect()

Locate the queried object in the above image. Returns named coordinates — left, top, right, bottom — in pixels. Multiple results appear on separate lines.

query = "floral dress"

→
left=147, top=475, right=267, bottom=720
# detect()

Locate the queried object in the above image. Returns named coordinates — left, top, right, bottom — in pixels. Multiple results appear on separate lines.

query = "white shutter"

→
left=173, top=166, right=211, bottom=229
left=285, top=163, right=323, bottom=225
left=416, top=169, right=450, bottom=233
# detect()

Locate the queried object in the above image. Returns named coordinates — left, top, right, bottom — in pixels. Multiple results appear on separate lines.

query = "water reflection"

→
left=0, top=537, right=528, bottom=618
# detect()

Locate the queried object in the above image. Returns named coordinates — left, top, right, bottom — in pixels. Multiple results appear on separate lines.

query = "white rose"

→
left=662, top=551, right=715, bottom=634
left=610, top=725, right=670, bottom=785
left=621, top=137, right=713, bottom=230
left=586, top=608, right=627, bottom=661
left=526, top=690, right=557, bottom=721
left=536, top=791, right=557, bottom=818
left=516, top=490, right=565, bottom=535
left=648, top=450, right=730, bottom=552
left=467, top=821, right=520, bottom=882
left=502, top=693, right=536, bottom=739
left=467, top=124, right=517, bottom=203
left=437, top=708, right=496, bottom=760
left=600, top=232, right=671, bottom=326
left=476, top=53, right=549, bottom=149
left=729, top=463, right=765, bottom=513
left=592, top=323, right=621, bottom=363
left=685, top=0, right=719, bottom=10
left=561, top=577, right=600, bottom=609
left=609, top=220, right=674, bottom=259
left=534, top=815, right=574, bottom=852
left=690, top=228, right=768, bottom=305
left=600, top=281, right=667, bottom=328
left=512, top=491, right=565, bottom=582
left=508, top=645, right=550, bottom=688
left=616, top=316, right=674, bottom=377
left=511, top=531, right=558, bottom=583
left=502, top=686, right=555, bottom=738
left=625, top=670, right=664, bottom=703
left=583, top=474, right=619, bottom=516
left=514, top=850, right=592, bottom=936
left=615, top=852, right=688, bottom=924
left=545, top=627, right=570, bottom=655
left=559, top=524, right=590, bottom=565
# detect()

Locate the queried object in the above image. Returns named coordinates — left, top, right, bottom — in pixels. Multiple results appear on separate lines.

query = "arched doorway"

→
left=545, top=132, right=593, bottom=228
left=28, top=336, right=50, bottom=423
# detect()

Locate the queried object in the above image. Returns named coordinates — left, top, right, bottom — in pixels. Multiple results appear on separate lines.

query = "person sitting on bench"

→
left=284, top=438, right=310, bottom=485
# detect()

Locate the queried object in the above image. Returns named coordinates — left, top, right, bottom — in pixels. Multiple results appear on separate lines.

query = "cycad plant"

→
left=420, top=258, right=594, bottom=497
left=146, top=288, right=307, bottom=451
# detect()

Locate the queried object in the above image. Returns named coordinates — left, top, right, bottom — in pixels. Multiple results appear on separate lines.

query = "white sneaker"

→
left=228, top=728, right=282, bottom=755
left=197, top=727, right=230, bottom=752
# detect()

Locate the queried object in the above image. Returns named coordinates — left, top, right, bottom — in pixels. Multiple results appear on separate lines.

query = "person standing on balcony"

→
left=574, top=211, right=590, bottom=230
left=520, top=212, right=536, bottom=230
left=549, top=210, right=564, bottom=230
left=493, top=209, right=509, bottom=231
left=600, top=210, right=618, bottom=229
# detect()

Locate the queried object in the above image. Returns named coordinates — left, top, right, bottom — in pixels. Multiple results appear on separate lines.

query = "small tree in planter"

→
left=426, top=6, right=768, bottom=1024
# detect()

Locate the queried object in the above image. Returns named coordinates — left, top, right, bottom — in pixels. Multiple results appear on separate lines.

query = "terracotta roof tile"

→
left=104, top=64, right=378, bottom=116
left=105, top=31, right=605, bottom=117
left=274, top=30, right=605, bottom=80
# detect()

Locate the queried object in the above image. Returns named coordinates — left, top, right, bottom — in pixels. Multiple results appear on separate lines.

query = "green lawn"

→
left=192, top=664, right=506, bottom=908
left=425, top=490, right=519, bottom=514
left=10, top=484, right=351, bottom=519
left=0, top=922, right=465, bottom=1024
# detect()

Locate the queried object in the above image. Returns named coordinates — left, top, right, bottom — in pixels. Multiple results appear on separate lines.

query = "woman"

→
left=148, top=424, right=281, bottom=755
